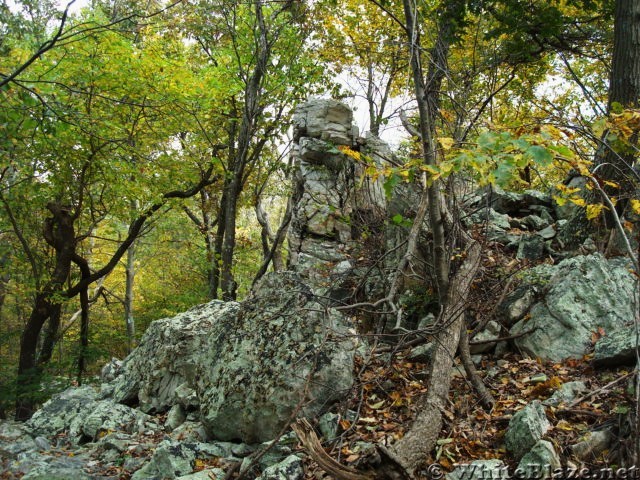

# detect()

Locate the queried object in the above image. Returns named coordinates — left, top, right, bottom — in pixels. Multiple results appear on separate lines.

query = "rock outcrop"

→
left=196, top=273, right=354, bottom=443
left=102, top=255, right=355, bottom=446
left=289, top=99, right=388, bottom=300
left=508, top=254, right=636, bottom=361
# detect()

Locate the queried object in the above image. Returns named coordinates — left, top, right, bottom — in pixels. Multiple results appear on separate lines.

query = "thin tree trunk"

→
left=71, top=252, right=92, bottom=385
left=388, top=0, right=469, bottom=474
left=211, top=188, right=227, bottom=300
left=76, top=285, right=89, bottom=385
left=124, top=236, right=137, bottom=353
left=0, top=253, right=9, bottom=323
left=255, top=196, right=286, bottom=271
left=459, top=322, right=495, bottom=409
left=220, top=0, right=271, bottom=300
left=391, top=241, right=481, bottom=474
left=252, top=196, right=294, bottom=286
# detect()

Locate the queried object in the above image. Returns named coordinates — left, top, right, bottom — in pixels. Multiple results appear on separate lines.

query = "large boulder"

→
left=107, top=301, right=241, bottom=412
left=104, top=273, right=355, bottom=444
left=510, top=254, right=637, bottom=361
left=196, top=272, right=355, bottom=443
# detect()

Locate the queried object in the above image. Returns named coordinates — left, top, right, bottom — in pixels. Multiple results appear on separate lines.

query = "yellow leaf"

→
left=603, top=180, right=619, bottom=189
left=630, top=199, right=640, bottom=214
left=586, top=203, right=605, bottom=220
left=556, top=419, right=574, bottom=431
left=553, top=195, right=567, bottom=206
left=338, top=145, right=361, bottom=161
left=569, top=197, right=586, bottom=207
left=438, top=137, right=455, bottom=151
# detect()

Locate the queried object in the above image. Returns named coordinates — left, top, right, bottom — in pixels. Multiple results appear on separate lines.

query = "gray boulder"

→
left=108, top=301, right=241, bottom=412
left=537, top=225, right=557, bottom=240
left=543, top=381, right=587, bottom=407
left=470, top=321, right=501, bottom=354
left=516, top=235, right=545, bottom=260
left=26, top=386, right=148, bottom=444
left=105, top=273, right=355, bottom=444
left=165, top=404, right=187, bottom=432
left=6, top=447, right=94, bottom=480
left=516, top=440, right=560, bottom=479
left=593, top=328, right=639, bottom=367
left=504, top=401, right=550, bottom=461
left=258, top=455, right=304, bottom=480
left=498, top=285, right=539, bottom=326
left=488, top=187, right=552, bottom=216
left=26, top=386, right=98, bottom=440
left=511, top=254, right=637, bottom=361
left=407, top=343, right=434, bottom=363
left=131, top=441, right=197, bottom=480
left=197, top=272, right=355, bottom=443
left=522, top=214, right=549, bottom=230
left=293, top=99, right=355, bottom=145
left=0, top=421, right=38, bottom=459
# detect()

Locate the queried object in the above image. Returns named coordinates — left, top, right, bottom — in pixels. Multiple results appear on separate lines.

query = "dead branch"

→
left=292, top=419, right=375, bottom=480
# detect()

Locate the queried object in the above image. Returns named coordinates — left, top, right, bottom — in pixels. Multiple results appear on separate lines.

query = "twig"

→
left=568, top=371, right=634, bottom=408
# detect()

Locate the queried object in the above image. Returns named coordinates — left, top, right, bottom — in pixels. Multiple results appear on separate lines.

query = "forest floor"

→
left=298, top=348, right=633, bottom=479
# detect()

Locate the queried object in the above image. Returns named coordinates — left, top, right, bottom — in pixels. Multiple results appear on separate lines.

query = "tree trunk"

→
left=220, top=176, right=240, bottom=301
left=391, top=241, right=481, bottom=475
left=388, top=0, right=469, bottom=474
left=219, top=0, right=271, bottom=300
left=0, top=253, right=9, bottom=324
left=210, top=187, right=227, bottom=300
left=255, top=196, right=285, bottom=271
left=36, top=305, right=62, bottom=366
left=15, top=203, right=75, bottom=420
left=609, top=0, right=640, bottom=113
left=600, top=0, right=640, bottom=223
left=124, top=236, right=137, bottom=353
left=76, top=284, right=89, bottom=385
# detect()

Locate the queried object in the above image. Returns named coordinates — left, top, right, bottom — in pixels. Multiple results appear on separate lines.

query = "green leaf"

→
left=527, top=145, right=553, bottom=165
left=477, top=131, right=497, bottom=150
left=383, top=173, right=401, bottom=199
left=611, top=101, right=624, bottom=114
left=392, top=214, right=404, bottom=224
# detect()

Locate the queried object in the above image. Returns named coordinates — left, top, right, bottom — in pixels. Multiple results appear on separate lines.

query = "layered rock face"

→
left=288, top=99, right=387, bottom=296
